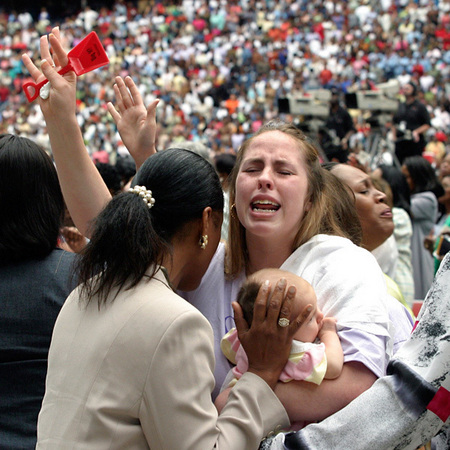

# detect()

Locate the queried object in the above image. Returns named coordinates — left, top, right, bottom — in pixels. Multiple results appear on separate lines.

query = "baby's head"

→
left=237, top=268, right=323, bottom=343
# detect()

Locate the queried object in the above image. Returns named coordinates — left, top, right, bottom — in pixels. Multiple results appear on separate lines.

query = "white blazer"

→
left=37, top=270, right=289, bottom=449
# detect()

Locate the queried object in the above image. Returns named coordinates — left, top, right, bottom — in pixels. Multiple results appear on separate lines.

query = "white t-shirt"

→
left=372, top=234, right=399, bottom=279
left=181, top=235, right=412, bottom=399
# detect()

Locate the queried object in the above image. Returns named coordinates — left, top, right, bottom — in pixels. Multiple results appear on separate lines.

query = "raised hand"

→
left=22, top=27, right=111, bottom=238
left=107, top=76, right=159, bottom=169
left=21, top=28, right=76, bottom=120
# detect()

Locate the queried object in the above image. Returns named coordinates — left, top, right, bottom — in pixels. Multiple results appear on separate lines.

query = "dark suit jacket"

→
left=0, top=248, right=77, bottom=450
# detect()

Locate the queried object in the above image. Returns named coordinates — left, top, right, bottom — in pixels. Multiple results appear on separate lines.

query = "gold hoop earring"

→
left=199, top=235, right=208, bottom=250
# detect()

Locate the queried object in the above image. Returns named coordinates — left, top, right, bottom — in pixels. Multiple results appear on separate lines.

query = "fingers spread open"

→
left=277, top=284, right=295, bottom=327
left=22, top=54, right=43, bottom=82
left=289, top=303, right=314, bottom=336
left=48, top=33, right=68, bottom=68
left=116, top=76, right=134, bottom=109
left=146, top=99, right=160, bottom=125
left=107, top=102, right=121, bottom=123
left=125, top=76, right=143, bottom=107
left=251, top=279, right=271, bottom=325
left=265, top=278, right=287, bottom=323
left=232, top=301, right=249, bottom=337
left=40, top=36, right=54, bottom=66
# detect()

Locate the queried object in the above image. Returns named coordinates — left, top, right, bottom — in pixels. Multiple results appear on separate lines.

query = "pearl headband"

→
left=129, top=185, right=156, bottom=209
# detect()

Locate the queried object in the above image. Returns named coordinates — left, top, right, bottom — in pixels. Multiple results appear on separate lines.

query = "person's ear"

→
left=304, top=199, right=312, bottom=213
left=198, top=206, right=213, bottom=250
left=201, top=206, right=213, bottom=235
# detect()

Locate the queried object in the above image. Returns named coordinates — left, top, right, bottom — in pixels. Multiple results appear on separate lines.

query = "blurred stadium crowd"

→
left=1, top=0, right=450, bottom=163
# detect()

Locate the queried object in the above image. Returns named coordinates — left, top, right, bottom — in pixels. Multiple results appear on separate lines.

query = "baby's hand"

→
left=318, top=317, right=337, bottom=338
left=320, top=316, right=343, bottom=379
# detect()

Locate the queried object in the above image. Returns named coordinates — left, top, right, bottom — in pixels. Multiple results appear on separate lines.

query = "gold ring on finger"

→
left=278, top=317, right=290, bottom=328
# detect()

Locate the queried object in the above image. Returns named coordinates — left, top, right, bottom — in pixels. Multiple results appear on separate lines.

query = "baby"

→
left=217, top=268, right=344, bottom=429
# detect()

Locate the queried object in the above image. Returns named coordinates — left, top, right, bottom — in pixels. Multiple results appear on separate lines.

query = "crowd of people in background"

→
left=1, top=0, right=450, bottom=165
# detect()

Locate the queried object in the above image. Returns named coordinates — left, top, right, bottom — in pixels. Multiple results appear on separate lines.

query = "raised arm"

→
left=22, top=29, right=110, bottom=237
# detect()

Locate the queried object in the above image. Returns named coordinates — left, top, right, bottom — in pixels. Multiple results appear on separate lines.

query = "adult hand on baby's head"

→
left=232, top=279, right=313, bottom=390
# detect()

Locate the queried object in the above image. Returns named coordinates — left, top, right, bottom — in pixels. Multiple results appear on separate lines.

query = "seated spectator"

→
left=1, top=0, right=450, bottom=175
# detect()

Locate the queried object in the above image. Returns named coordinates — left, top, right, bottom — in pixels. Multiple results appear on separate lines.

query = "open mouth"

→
left=251, top=200, right=280, bottom=213
left=380, top=208, right=393, bottom=218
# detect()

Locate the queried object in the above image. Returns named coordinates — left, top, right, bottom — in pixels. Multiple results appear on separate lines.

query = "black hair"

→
left=115, top=156, right=136, bottom=186
left=95, top=162, right=122, bottom=195
left=377, top=164, right=411, bottom=216
left=0, top=134, right=64, bottom=264
left=77, top=148, right=224, bottom=307
left=215, top=153, right=236, bottom=175
left=407, top=81, right=418, bottom=96
left=403, top=156, right=444, bottom=197
left=236, top=280, right=260, bottom=325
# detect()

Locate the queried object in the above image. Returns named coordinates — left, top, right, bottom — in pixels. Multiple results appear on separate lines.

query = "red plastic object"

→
left=412, top=300, right=423, bottom=317
left=427, top=387, right=450, bottom=422
left=23, top=32, right=109, bottom=102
